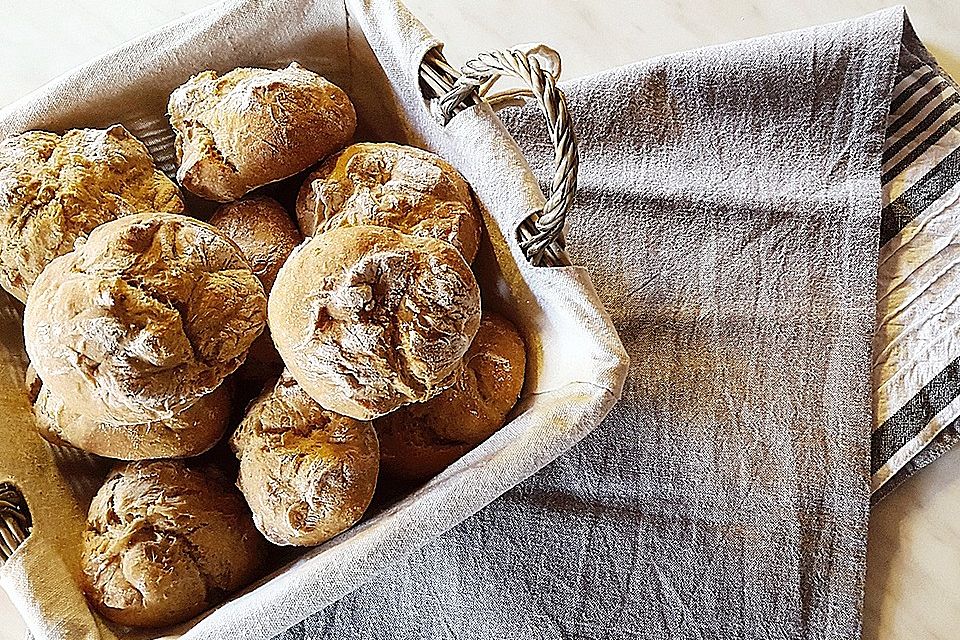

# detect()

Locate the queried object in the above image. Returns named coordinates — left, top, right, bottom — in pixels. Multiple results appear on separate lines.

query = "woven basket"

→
left=0, top=1, right=627, bottom=638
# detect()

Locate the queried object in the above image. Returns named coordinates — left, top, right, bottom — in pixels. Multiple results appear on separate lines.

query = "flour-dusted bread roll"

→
left=0, top=125, right=183, bottom=302
left=231, top=372, right=379, bottom=546
left=209, top=197, right=302, bottom=294
left=375, top=313, right=526, bottom=480
left=32, top=381, right=232, bottom=459
left=296, top=142, right=481, bottom=262
left=169, top=63, right=356, bottom=202
left=80, top=460, right=265, bottom=628
left=24, top=213, right=267, bottom=424
left=269, top=225, right=481, bottom=420
left=210, top=197, right=302, bottom=391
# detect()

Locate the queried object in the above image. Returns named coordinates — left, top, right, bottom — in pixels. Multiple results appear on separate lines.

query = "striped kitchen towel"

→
left=873, top=47, right=960, bottom=497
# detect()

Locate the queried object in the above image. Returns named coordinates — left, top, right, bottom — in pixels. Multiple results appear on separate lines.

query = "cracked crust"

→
left=80, top=460, right=266, bottom=628
left=268, top=225, right=481, bottom=420
left=230, top=372, right=379, bottom=546
left=0, top=125, right=184, bottom=302
left=375, top=313, right=526, bottom=480
left=296, top=142, right=481, bottom=263
left=32, top=380, right=232, bottom=459
left=169, top=63, right=356, bottom=202
left=23, top=213, right=267, bottom=424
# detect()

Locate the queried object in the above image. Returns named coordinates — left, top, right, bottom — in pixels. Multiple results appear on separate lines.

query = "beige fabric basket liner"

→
left=0, top=0, right=629, bottom=638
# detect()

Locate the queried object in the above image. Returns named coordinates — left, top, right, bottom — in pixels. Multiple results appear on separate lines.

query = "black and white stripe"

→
left=871, top=48, right=960, bottom=495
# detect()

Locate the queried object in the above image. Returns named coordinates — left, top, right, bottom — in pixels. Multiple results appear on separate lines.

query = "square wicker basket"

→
left=0, top=1, right=628, bottom=638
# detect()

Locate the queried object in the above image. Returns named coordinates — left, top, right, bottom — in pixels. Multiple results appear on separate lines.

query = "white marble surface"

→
left=0, top=1, right=958, bottom=638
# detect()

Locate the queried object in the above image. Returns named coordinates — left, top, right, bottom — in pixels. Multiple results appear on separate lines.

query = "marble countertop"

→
left=0, top=1, right=957, bottom=638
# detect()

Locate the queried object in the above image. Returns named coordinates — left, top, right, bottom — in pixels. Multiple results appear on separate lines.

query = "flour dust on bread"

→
left=0, top=125, right=183, bottom=302
left=376, top=313, right=526, bottom=480
left=32, top=380, right=233, bottom=459
left=169, top=63, right=356, bottom=202
left=296, top=142, right=481, bottom=263
left=23, top=212, right=267, bottom=424
left=231, top=372, right=379, bottom=546
left=80, top=460, right=266, bottom=628
left=268, top=225, right=481, bottom=420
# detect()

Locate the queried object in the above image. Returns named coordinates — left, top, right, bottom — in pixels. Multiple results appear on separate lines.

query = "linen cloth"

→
left=280, top=8, right=929, bottom=640
left=0, top=1, right=628, bottom=639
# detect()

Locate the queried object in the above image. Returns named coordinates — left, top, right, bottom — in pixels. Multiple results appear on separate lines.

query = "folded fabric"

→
left=280, top=8, right=926, bottom=639
left=872, top=46, right=960, bottom=498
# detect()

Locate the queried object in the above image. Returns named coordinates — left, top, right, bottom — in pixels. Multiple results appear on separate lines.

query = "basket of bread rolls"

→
left=0, top=1, right=628, bottom=638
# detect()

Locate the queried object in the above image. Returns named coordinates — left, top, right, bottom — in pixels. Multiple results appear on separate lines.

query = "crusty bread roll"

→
left=0, top=125, right=183, bottom=302
left=32, top=381, right=232, bottom=459
left=375, top=313, right=526, bottom=480
left=296, top=142, right=481, bottom=262
left=169, top=63, right=356, bottom=202
left=209, top=197, right=303, bottom=295
left=231, top=372, right=379, bottom=546
left=81, top=460, right=265, bottom=628
left=210, top=197, right=302, bottom=391
left=24, top=212, right=267, bottom=425
left=269, top=225, right=481, bottom=420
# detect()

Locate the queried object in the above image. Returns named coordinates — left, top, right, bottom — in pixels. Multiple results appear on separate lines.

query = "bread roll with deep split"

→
left=268, top=225, right=481, bottom=420
left=375, top=313, right=526, bottom=480
left=231, top=372, right=379, bottom=546
left=0, top=125, right=183, bottom=302
left=296, top=142, right=481, bottom=262
left=169, top=63, right=356, bottom=202
left=80, top=460, right=266, bottom=628
left=24, top=212, right=267, bottom=424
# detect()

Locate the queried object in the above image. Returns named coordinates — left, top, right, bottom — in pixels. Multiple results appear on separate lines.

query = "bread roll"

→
left=24, top=213, right=267, bottom=424
left=375, top=313, right=526, bottom=480
left=80, top=460, right=265, bottom=628
left=169, top=63, right=356, bottom=202
left=32, top=381, right=232, bottom=459
left=296, top=142, right=481, bottom=262
left=210, top=197, right=302, bottom=391
left=231, top=372, right=379, bottom=546
left=0, top=125, right=183, bottom=302
left=269, top=225, right=481, bottom=420
left=208, top=197, right=302, bottom=294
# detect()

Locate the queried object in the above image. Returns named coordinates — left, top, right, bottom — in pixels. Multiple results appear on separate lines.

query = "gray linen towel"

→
left=278, top=7, right=926, bottom=640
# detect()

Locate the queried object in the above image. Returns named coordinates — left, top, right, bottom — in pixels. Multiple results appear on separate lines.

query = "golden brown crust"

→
left=32, top=382, right=232, bottom=459
left=268, top=225, right=481, bottom=420
left=208, top=197, right=302, bottom=295
left=209, top=197, right=301, bottom=391
left=23, top=213, right=267, bottom=424
left=169, top=63, right=356, bottom=202
left=230, top=372, right=379, bottom=546
left=80, top=460, right=266, bottom=628
left=375, top=313, right=526, bottom=481
left=295, top=143, right=481, bottom=262
left=0, top=125, right=183, bottom=302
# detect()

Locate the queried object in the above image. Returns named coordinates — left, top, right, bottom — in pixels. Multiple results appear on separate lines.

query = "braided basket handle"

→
left=0, top=483, right=30, bottom=562
left=423, top=45, right=578, bottom=267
